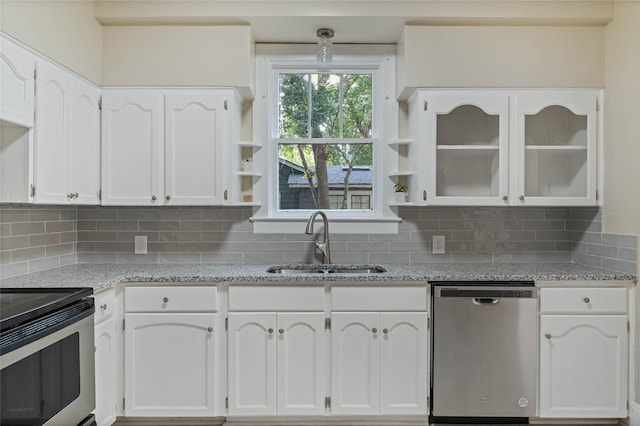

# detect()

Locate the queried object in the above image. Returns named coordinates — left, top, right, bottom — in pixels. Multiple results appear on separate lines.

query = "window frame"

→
left=251, top=44, right=400, bottom=233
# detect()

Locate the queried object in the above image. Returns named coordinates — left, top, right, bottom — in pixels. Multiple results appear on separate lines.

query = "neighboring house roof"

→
left=286, top=163, right=373, bottom=187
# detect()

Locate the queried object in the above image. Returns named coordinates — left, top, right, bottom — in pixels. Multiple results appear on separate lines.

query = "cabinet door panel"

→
left=34, top=60, right=70, bottom=204
left=379, top=313, right=428, bottom=415
left=94, top=319, right=117, bottom=426
left=331, top=313, right=379, bottom=415
left=539, top=315, right=627, bottom=418
left=228, top=313, right=276, bottom=416
left=276, top=313, right=325, bottom=415
left=124, top=313, right=216, bottom=416
left=0, top=35, right=35, bottom=127
left=101, top=91, right=163, bottom=205
left=165, top=93, right=226, bottom=205
left=69, top=78, right=100, bottom=204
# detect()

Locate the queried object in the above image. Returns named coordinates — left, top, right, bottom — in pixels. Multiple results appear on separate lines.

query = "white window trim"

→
left=251, top=44, right=400, bottom=234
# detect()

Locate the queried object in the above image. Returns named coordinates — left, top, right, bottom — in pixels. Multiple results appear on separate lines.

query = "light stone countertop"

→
left=0, top=263, right=635, bottom=294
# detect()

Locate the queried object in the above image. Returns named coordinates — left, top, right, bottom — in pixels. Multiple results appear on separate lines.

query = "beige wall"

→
left=0, top=0, right=103, bottom=84
left=101, top=26, right=255, bottom=98
left=603, top=1, right=640, bottom=405
left=397, top=26, right=605, bottom=99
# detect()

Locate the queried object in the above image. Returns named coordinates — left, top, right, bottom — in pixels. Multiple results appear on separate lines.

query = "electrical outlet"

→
left=432, top=235, right=445, bottom=254
left=134, top=235, right=147, bottom=255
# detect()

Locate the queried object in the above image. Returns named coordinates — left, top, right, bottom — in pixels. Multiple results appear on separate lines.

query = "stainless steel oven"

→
left=0, top=288, right=96, bottom=426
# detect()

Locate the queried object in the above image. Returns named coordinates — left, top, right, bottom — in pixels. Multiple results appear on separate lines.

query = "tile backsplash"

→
left=1, top=204, right=637, bottom=278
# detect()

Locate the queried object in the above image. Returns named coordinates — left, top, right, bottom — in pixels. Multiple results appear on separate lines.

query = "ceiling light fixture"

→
left=317, top=28, right=334, bottom=63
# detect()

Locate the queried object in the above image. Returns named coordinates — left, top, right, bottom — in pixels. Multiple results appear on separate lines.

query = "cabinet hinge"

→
left=34, top=68, right=37, bottom=81
left=225, top=317, right=228, bottom=331
left=98, top=96, right=102, bottom=111
left=427, top=317, right=430, bottom=330
left=325, top=317, right=331, bottom=331
left=225, top=397, right=229, bottom=409
left=224, top=189, right=228, bottom=201
left=628, top=320, right=630, bottom=332
left=596, top=190, right=599, bottom=201
left=224, top=100, right=228, bottom=110
left=30, top=184, right=35, bottom=198
left=98, top=189, right=102, bottom=201
left=122, top=398, right=125, bottom=410
left=596, top=98, right=600, bottom=112
left=324, top=396, right=331, bottom=409
left=423, top=100, right=428, bottom=111
left=122, top=318, right=125, bottom=331
left=423, top=190, right=427, bottom=201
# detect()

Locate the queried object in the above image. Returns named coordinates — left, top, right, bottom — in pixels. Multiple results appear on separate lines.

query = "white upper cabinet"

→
left=511, top=91, right=598, bottom=206
left=0, top=35, right=35, bottom=127
left=101, top=90, right=164, bottom=206
left=102, top=89, right=234, bottom=206
left=408, top=89, right=600, bottom=206
left=165, top=93, right=226, bottom=205
left=420, top=91, right=510, bottom=205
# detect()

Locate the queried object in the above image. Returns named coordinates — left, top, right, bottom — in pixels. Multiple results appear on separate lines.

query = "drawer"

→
left=539, top=287, right=627, bottom=314
left=125, top=286, right=217, bottom=312
left=332, top=286, right=428, bottom=311
left=229, top=286, right=324, bottom=311
left=93, top=289, right=115, bottom=324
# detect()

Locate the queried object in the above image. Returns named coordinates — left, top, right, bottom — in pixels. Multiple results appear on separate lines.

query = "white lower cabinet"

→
left=539, top=287, right=628, bottom=418
left=331, top=312, right=428, bottom=415
left=227, top=312, right=325, bottom=416
left=123, top=286, right=218, bottom=417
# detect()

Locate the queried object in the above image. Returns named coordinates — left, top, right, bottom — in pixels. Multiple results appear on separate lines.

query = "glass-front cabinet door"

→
left=511, top=91, right=599, bottom=206
left=423, top=92, right=510, bottom=205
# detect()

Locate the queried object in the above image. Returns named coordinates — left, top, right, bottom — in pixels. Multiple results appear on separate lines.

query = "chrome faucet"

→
left=305, top=210, right=331, bottom=264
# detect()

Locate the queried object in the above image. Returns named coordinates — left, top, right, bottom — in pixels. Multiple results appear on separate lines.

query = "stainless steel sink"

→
left=266, top=265, right=386, bottom=274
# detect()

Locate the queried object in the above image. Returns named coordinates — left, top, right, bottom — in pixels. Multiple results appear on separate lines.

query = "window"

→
left=351, top=194, right=371, bottom=210
left=275, top=71, right=376, bottom=211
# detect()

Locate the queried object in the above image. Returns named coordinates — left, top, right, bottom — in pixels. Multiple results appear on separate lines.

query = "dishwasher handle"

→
left=472, top=297, right=500, bottom=305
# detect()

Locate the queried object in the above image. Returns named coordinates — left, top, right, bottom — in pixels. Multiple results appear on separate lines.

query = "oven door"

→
left=0, top=306, right=95, bottom=426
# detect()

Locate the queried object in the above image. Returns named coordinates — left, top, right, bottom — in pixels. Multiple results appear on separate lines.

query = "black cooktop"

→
left=0, top=287, right=93, bottom=332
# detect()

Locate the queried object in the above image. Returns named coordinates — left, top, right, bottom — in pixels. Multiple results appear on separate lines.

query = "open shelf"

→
left=387, top=138, right=413, bottom=148
left=436, top=145, right=500, bottom=151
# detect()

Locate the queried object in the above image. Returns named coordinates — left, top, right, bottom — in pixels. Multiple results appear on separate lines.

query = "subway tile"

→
left=572, top=253, right=603, bottom=268
left=460, top=207, right=504, bottom=220
left=29, top=209, right=60, bottom=221
left=263, top=242, right=308, bottom=252
left=568, top=220, right=587, bottom=231
left=139, top=221, right=180, bottom=231
left=45, top=221, right=75, bottom=232
left=60, top=232, right=76, bottom=244
left=544, top=208, right=570, bottom=220
left=201, top=252, right=244, bottom=263
left=410, top=252, right=452, bottom=263
left=572, top=242, right=588, bottom=254
left=535, top=252, right=572, bottom=263
left=446, top=241, right=473, bottom=252
left=571, top=207, right=600, bottom=221
left=181, top=221, right=223, bottom=232
left=77, top=220, right=97, bottom=231
left=180, top=242, right=221, bottom=252
left=76, top=242, right=97, bottom=252
left=222, top=220, right=253, bottom=232
left=451, top=253, right=493, bottom=263
left=370, top=252, right=411, bottom=264
left=201, top=231, right=244, bottom=242
left=619, top=247, right=638, bottom=262
left=1, top=235, right=29, bottom=250
left=504, top=231, right=536, bottom=241
left=512, top=241, right=556, bottom=251
left=535, top=230, right=571, bottom=241
left=45, top=243, right=75, bottom=257
left=505, top=208, right=545, bottom=220
left=522, top=220, right=565, bottom=230
left=602, top=258, right=637, bottom=274
left=117, top=231, right=159, bottom=242
left=399, top=220, right=439, bottom=232
left=328, top=252, right=368, bottom=264
left=158, top=231, right=202, bottom=242
left=284, top=252, right=318, bottom=264
left=587, top=244, right=619, bottom=258
left=1, top=209, right=29, bottom=223
left=571, top=231, right=602, bottom=245
left=397, top=207, right=419, bottom=220
left=439, top=220, right=475, bottom=230
left=11, top=222, right=45, bottom=235
left=116, top=253, right=159, bottom=263
left=0, top=262, right=28, bottom=278
left=602, top=233, right=638, bottom=249
left=97, top=220, right=138, bottom=231
left=586, top=220, right=602, bottom=233
left=77, top=253, right=118, bottom=263
left=29, top=257, right=60, bottom=273
left=503, top=220, right=524, bottom=230
left=77, top=208, right=118, bottom=220
left=450, top=230, right=475, bottom=241
left=419, top=208, right=462, bottom=220
left=330, top=233, right=369, bottom=242
left=60, top=253, right=77, bottom=266
left=369, top=232, right=411, bottom=242
left=243, top=232, right=285, bottom=242
left=97, top=242, right=134, bottom=253
left=203, top=209, right=247, bottom=220
left=148, top=242, right=181, bottom=252
left=11, top=247, right=45, bottom=262
left=389, top=241, right=429, bottom=252
left=243, top=252, right=286, bottom=263
left=0, top=223, right=10, bottom=236
left=60, top=209, right=77, bottom=221
left=555, top=241, right=572, bottom=252
left=493, top=253, right=536, bottom=263
left=0, top=250, right=10, bottom=265
left=348, top=241, right=388, bottom=252
left=29, top=233, right=61, bottom=246
left=77, top=231, right=118, bottom=242
left=159, top=253, right=201, bottom=264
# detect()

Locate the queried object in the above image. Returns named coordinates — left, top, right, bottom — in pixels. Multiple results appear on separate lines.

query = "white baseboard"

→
left=629, top=401, right=640, bottom=426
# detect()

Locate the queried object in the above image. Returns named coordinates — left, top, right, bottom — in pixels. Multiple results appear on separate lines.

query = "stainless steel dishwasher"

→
left=431, top=282, right=537, bottom=423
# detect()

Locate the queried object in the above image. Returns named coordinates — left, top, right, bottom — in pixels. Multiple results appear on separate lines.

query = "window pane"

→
left=310, top=74, right=340, bottom=138
left=342, top=74, right=373, bottom=138
left=278, top=73, right=309, bottom=138
left=351, top=194, right=371, bottom=210
left=278, top=143, right=373, bottom=210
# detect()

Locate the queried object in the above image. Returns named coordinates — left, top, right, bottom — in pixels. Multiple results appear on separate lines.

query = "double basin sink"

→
left=267, top=265, right=387, bottom=275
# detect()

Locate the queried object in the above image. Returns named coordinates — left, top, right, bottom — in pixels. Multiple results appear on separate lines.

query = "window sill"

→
left=250, top=215, right=401, bottom=234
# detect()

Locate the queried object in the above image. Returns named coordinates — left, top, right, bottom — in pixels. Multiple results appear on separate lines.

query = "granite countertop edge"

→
left=0, top=263, right=636, bottom=293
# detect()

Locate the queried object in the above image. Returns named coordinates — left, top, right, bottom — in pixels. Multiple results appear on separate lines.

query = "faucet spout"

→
left=305, top=210, right=331, bottom=264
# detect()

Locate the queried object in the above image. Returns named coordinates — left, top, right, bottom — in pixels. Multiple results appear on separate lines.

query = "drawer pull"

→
left=268, top=328, right=274, bottom=334
left=163, top=297, right=169, bottom=303
left=372, top=328, right=378, bottom=334
left=279, top=328, right=284, bottom=334
left=100, top=304, right=107, bottom=311
left=383, top=328, right=389, bottom=335
left=545, top=333, right=552, bottom=339
left=583, top=297, right=590, bottom=304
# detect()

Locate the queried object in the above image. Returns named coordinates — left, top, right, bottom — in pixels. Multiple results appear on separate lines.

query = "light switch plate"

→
left=134, top=235, right=147, bottom=255
left=432, top=235, right=445, bottom=254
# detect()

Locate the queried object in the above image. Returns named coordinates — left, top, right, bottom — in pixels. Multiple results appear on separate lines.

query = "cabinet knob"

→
left=73, top=192, right=78, bottom=198
left=519, top=195, right=525, bottom=201
left=382, top=328, right=388, bottom=335
left=279, top=328, right=284, bottom=334
left=67, top=193, right=73, bottom=199
left=502, top=195, right=508, bottom=202
left=268, top=328, right=274, bottom=334
left=100, top=304, right=107, bottom=311
left=151, top=195, right=157, bottom=201
left=207, top=327, right=213, bottom=333
left=165, top=195, right=171, bottom=201
left=372, top=328, right=378, bottom=334
left=545, top=333, right=552, bottom=339
left=163, top=297, right=169, bottom=303
left=583, top=297, right=590, bottom=304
